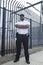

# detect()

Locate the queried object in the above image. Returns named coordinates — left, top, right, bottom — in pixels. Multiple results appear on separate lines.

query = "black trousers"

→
left=16, top=33, right=29, bottom=61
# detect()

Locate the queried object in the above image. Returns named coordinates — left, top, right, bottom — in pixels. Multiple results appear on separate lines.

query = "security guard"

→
left=14, top=14, right=30, bottom=64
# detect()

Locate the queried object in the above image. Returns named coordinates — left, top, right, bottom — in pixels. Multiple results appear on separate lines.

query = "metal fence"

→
left=32, top=20, right=40, bottom=46
left=0, top=0, right=43, bottom=56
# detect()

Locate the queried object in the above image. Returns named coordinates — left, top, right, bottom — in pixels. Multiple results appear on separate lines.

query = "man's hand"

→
left=15, top=24, right=29, bottom=29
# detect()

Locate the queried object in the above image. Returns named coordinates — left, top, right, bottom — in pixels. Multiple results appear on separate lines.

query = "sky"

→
left=17, top=0, right=41, bottom=16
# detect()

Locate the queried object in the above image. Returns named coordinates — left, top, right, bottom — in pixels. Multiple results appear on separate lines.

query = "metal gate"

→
left=0, top=0, right=43, bottom=56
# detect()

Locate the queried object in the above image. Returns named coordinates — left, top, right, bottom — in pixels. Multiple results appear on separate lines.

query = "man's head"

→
left=20, top=14, right=24, bottom=21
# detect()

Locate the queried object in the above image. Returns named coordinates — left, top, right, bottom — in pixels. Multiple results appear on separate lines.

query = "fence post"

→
left=30, top=19, right=32, bottom=49
left=1, top=7, right=6, bottom=56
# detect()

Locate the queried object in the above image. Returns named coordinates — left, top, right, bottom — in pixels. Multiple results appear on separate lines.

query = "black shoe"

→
left=14, top=59, right=19, bottom=62
left=26, top=61, right=30, bottom=64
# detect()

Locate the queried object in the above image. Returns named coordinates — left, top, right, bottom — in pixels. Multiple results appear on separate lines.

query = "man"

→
left=14, top=14, right=30, bottom=64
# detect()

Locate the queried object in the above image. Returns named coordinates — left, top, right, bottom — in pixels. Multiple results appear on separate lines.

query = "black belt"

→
left=16, top=32, right=29, bottom=37
left=18, top=33, right=29, bottom=37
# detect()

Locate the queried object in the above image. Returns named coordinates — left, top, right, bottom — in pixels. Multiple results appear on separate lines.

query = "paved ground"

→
left=2, top=51, right=43, bottom=65
left=0, top=46, right=43, bottom=64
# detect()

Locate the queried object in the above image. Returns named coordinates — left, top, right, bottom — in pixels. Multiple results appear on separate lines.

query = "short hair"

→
left=20, top=14, right=24, bottom=17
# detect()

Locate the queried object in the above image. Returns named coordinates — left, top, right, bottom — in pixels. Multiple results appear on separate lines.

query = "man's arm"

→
left=15, top=24, right=29, bottom=29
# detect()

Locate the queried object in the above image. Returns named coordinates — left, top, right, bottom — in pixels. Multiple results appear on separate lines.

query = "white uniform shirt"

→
left=15, top=20, right=30, bottom=34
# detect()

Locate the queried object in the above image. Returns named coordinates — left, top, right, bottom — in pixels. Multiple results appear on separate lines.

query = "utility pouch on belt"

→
left=16, top=32, right=18, bottom=37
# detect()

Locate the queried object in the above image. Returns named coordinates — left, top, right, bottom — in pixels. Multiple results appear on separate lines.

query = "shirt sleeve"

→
left=25, top=21, right=30, bottom=26
left=15, top=22, right=20, bottom=25
left=15, top=22, right=23, bottom=25
left=27, top=22, right=30, bottom=25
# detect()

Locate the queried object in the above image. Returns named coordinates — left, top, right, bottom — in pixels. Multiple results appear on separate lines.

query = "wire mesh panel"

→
left=32, top=20, right=40, bottom=46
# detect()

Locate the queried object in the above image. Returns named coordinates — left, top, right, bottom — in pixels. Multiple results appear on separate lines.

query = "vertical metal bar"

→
left=0, top=0, right=1, bottom=25
left=11, top=6, right=14, bottom=53
left=12, top=0, right=16, bottom=52
left=10, top=0, right=17, bottom=53
left=8, top=0, right=13, bottom=53
left=7, top=0, right=10, bottom=54
left=9, top=0, right=13, bottom=53
left=8, top=1, right=12, bottom=53
left=8, top=0, right=10, bottom=53
left=39, top=12, right=42, bottom=45
left=38, top=1, right=42, bottom=45
left=1, top=7, right=6, bottom=56
left=0, top=0, right=1, bottom=15
left=0, top=0, right=1, bottom=26
left=8, top=0, right=11, bottom=54
left=3, top=0, right=4, bottom=7
left=5, top=0, right=7, bottom=53
left=30, top=19, right=32, bottom=49
left=6, top=0, right=9, bottom=54
left=10, top=0, right=14, bottom=53
left=11, top=0, right=17, bottom=52
left=1, top=0, right=5, bottom=56
left=4, top=0, right=7, bottom=53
